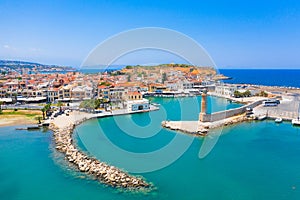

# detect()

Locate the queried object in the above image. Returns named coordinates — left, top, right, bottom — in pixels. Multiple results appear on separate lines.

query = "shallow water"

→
left=1, top=96, right=300, bottom=199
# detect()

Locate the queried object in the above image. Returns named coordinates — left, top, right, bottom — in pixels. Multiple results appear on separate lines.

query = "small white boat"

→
left=292, top=103, right=300, bottom=126
left=275, top=117, right=282, bottom=123
left=258, top=115, right=267, bottom=121
left=151, top=103, right=160, bottom=106
left=292, top=118, right=300, bottom=126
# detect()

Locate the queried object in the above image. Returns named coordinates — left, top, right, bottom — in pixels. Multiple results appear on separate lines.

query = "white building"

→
left=71, top=85, right=93, bottom=101
left=215, top=85, right=238, bottom=97
left=126, top=99, right=150, bottom=112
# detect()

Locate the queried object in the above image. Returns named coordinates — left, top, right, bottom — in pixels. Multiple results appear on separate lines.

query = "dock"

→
left=162, top=94, right=300, bottom=136
left=253, top=95, right=300, bottom=121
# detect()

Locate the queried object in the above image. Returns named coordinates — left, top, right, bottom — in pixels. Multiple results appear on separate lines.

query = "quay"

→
left=143, top=91, right=200, bottom=98
left=162, top=93, right=300, bottom=136
left=253, top=95, right=300, bottom=121
left=49, top=106, right=159, bottom=190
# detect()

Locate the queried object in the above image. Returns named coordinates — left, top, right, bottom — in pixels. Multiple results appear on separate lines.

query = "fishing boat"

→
left=275, top=117, right=282, bottom=123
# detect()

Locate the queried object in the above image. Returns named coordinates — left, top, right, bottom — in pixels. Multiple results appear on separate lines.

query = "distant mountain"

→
left=0, top=60, right=45, bottom=66
left=0, top=59, right=67, bottom=67
left=0, top=59, right=76, bottom=72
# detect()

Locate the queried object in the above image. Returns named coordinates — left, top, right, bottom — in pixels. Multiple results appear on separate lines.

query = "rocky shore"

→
left=49, top=117, right=151, bottom=191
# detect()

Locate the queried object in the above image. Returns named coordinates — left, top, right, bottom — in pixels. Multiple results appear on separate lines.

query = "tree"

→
left=57, top=101, right=63, bottom=112
left=41, top=103, right=51, bottom=119
left=35, top=116, right=43, bottom=124
left=41, top=107, right=46, bottom=119
left=234, top=91, right=242, bottom=98
left=258, top=90, right=268, bottom=97
left=244, top=90, right=251, bottom=97
left=0, top=101, right=3, bottom=114
left=125, top=65, right=133, bottom=69
left=79, top=99, right=100, bottom=110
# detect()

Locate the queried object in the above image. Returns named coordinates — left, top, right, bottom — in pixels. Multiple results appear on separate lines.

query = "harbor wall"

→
left=200, top=100, right=264, bottom=122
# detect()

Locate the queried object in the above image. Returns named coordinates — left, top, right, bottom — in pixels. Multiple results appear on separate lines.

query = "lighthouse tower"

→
left=199, top=90, right=207, bottom=122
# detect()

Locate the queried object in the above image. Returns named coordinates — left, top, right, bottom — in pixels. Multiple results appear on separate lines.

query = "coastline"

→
left=0, top=116, right=36, bottom=127
left=0, top=110, right=41, bottom=127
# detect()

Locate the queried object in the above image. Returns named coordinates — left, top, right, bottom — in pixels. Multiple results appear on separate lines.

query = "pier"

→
left=162, top=94, right=300, bottom=136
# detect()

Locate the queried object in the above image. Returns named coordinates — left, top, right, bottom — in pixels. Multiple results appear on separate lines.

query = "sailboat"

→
left=292, top=102, right=300, bottom=126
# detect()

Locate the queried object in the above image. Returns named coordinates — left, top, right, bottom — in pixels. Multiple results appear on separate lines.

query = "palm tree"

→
left=35, top=116, right=43, bottom=124
left=0, top=101, right=3, bottom=114
left=41, top=103, right=51, bottom=119
left=57, top=101, right=63, bottom=112
left=41, top=107, right=46, bottom=120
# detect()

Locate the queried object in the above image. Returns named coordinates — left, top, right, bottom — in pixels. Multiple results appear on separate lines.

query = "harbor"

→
left=253, top=95, right=300, bottom=122
left=48, top=106, right=159, bottom=190
left=162, top=93, right=300, bottom=135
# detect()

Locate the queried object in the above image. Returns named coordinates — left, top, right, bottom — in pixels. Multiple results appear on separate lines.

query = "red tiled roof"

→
left=98, top=85, right=108, bottom=89
left=128, top=91, right=141, bottom=95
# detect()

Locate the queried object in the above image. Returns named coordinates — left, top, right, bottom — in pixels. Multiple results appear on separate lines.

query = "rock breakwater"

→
left=49, top=118, right=151, bottom=191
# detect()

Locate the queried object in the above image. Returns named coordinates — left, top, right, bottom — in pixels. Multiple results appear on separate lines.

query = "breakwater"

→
left=162, top=114, right=251, bottom=136
left=200, top=99, right=264, bottom=122
left=49, top=118, right=151, bottom=191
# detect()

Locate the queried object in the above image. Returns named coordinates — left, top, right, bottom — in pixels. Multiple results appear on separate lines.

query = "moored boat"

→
left=275, top=117, right=282, bottom=123
left=292, top=118, right=300, bottom=126
left=292, top=103, right=300, bottom=126
left=258, top=115, right=267, bottom=121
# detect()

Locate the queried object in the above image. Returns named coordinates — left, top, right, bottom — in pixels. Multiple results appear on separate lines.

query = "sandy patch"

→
left=0, top=115, right=37, bottom=127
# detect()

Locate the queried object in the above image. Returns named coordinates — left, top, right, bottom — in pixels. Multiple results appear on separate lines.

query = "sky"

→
left=0, top=0, right=300, bottom=69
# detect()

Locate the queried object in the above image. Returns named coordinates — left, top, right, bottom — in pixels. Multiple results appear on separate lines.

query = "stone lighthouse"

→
left=199, top=90, right=207, bottom=122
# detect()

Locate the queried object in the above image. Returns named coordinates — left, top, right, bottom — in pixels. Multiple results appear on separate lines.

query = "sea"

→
left=219, top=69, right=300, bottom=88
left=1, top=96, right=300, bottom=200
left=41, top=68, right=300, bottom=88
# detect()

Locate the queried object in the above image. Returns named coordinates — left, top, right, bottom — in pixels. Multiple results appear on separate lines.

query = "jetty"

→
left=162, top=93, right=300, bottom=136
left=49, top=108, right=159, bottom=190
left=162, top=113, right=250, bottom=136
left=162, top=92, right=264, bottom=135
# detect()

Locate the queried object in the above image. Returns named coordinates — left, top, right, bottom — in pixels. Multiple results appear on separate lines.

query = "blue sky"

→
left=0, top=0, right=299, bottom=68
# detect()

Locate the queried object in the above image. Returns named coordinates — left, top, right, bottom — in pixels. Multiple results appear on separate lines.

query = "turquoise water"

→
left=1, top=96, right=300, bottom=199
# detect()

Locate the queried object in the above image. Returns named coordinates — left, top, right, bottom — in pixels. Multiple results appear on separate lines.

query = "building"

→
left=71, top=85, right=93, bottom=101
left=125, top=91, right=149, bottom=112
left=215, top=85, right=238, bottom=97
left=126, top=99, right=150, bottom=112
left=127, top=91, right=142, bottom=100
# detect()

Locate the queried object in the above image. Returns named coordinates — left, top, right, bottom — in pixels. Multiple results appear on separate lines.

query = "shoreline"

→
left=0, top=109, right=41, bottom=127
left=0, top=116, right=36, bottom=127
